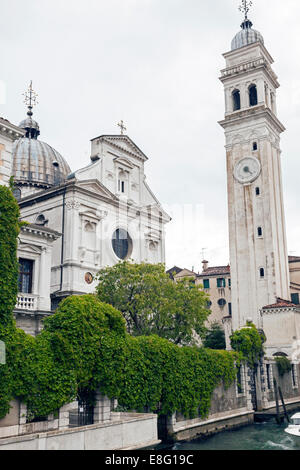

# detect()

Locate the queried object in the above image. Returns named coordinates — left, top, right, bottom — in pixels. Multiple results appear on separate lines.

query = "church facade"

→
left=0, top=87, right=170, bottom=333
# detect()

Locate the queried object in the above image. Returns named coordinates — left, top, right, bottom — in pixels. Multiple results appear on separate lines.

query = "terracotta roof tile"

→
left=262, top=297, right=297, bottom=309
left=289, top=256, right=300, bottom=263
left=198, top=265, right=230, bottom=277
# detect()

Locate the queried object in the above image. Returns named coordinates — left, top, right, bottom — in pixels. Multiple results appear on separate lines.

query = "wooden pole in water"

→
left=273, top=378, right=281, bottom=424
left=278, top=386, right=290, bottom=423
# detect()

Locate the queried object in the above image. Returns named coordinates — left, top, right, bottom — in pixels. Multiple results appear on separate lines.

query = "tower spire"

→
left=20, top=82, right=40, bottom=139
left=239, top=0, right=253, bottom=20
left=23, top=81, right=38, bottom=118
left=239, top=0, right=253, bottom=29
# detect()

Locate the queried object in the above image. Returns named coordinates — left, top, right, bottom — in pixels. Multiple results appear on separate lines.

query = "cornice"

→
left=20, top=224, right=61, bottom=241
left=91, top=135, right=148, bottom=162
left=0, top=118, right=24, bottom=141
left=220, top=58, right=279, bottom=89
left=223, top=41, right=274, bottom=65
left=219, top=105, right=285, bottom=135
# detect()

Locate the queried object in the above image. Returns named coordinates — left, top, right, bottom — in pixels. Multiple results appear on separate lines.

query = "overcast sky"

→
left=1, top=0, right=300, bottom=272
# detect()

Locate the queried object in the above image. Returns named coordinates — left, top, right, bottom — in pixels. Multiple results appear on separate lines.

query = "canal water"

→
left=169, top=421, right=300, bottom=451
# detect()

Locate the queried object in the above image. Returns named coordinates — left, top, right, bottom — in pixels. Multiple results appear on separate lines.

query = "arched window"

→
left=232, top=89, right=241, bottom=111
left=35, top=214, right=48, bottom=226
left=53, top=161, right=61, bottom=186
left=12, top=187, right=21, bottom=201
left=249, top=85, right=258, bottom=107
left=112, top=229, right=132, bottom=260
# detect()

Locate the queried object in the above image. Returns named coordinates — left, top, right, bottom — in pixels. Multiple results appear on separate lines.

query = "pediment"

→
left=113, top=156, right=135, bottom=170
left=97, top=135, right=148, bottom=162
left=144, top=203, right=171, bottom=222
left=18, top=242, right=42, bottom=255
left=76, top=179, right=117, bottom=201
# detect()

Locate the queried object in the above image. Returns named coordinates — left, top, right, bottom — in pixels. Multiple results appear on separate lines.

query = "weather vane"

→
left=117, top=120, right=127, bottom=135
left=239, top=0, right=253, bottom=20
left=23, top=81, right=38, bottom=116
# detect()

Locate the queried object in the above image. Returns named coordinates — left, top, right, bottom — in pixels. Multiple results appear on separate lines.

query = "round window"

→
left=218, top=298, right=227, bottom=307
left=112, top=229, right=132, bottom=260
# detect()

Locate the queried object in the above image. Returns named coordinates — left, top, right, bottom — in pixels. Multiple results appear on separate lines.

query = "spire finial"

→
left=23, top=81, right=38, bottom=117
left=239, top=0, right=253, bottom=20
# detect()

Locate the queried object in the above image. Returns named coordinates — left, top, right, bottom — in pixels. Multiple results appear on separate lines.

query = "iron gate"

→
left=78, top=399, right=94, bottom=426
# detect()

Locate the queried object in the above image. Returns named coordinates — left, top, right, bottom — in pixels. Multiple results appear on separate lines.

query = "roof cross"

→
left=117, top=120, right=127, bottom=135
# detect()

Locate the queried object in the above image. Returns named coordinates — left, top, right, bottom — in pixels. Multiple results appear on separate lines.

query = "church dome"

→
left=12, top=91, right=71, bottom=190
left=231, top=19, right=264, bottom=51
left=12, top=137, right=71, bottom=188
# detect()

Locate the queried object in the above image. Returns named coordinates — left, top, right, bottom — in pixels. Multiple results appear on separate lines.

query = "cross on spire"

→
left=117, top=120, right=127, bottom=135
left=23, top=81, right=38, bottom=117
left=239, top=0, right=253, bottom=20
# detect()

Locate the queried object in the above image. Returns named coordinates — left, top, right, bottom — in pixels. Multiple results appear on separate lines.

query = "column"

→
left=38, top=247, right=51, bottom=311
left=93, top=391, right=111, bottom=423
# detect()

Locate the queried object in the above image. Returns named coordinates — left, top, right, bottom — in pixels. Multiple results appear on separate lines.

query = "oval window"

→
left=112, top=229, right=132, bottom=260
left=218, top=298, right=227, bottom=307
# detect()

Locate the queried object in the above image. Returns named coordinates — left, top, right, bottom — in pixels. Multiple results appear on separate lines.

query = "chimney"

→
left=202, top=260, right=209, bottom=272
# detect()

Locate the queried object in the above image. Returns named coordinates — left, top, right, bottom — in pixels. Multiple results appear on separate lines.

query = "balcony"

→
left=16, top=294, right=38, bottom=311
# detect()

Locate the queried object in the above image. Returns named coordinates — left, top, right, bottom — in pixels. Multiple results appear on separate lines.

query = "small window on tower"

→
left=256, top=187, right=260, bottom=196
left=253, top=142, right=258, bottom=151
left=249, top=84, right=258, bottom=107
left=260, top=268, right=265, bottom=278
left=232, top=89, right=241, bottom=111
left=258, top=227, right=263, bottom=237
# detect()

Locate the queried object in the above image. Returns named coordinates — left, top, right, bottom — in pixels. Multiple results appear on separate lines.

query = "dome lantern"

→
left=231, top=1, right=264, bottom=51
left=12, top=82, right=71, bottom=194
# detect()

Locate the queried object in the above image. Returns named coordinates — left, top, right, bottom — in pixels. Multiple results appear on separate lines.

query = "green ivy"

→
left=275, top=356, right=292, bottom=377
left=230, top=322, right=265, bottom=368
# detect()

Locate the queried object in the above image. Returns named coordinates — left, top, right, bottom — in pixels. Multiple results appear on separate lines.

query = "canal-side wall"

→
left=164, top=366, right=254, bottom=442
left=0, top=413, right=160, bottom=450
left=261, top=361, right=300, bottom=411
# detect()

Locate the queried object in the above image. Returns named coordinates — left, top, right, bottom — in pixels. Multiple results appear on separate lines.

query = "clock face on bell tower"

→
left=234, top=157, right=261, bottom=184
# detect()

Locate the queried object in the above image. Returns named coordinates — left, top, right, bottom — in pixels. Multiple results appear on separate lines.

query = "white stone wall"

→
left=0, top=413, right=159, bottom=450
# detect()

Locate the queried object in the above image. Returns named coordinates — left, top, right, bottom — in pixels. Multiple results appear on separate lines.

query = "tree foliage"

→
left=230, top=322, right=265, bottom=368
left=203, top=322, right=226, bottom=350
left=96, top=262, right=210, bottom=345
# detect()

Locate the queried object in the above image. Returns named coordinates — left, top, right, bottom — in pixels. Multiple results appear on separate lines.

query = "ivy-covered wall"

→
left=0, top=185, right=240, bottom=422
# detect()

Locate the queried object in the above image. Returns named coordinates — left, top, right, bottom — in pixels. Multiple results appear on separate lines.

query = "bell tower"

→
left=219, top=2, right=290, bottom=331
